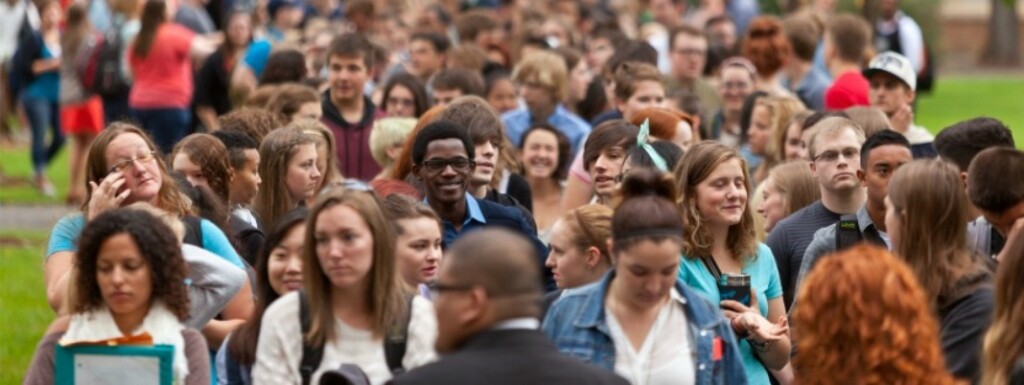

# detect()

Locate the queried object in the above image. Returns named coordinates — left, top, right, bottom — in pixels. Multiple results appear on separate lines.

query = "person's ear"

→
left=459, top=286, right=489, bottom=323
left=907, top=88, right=916, bottom=104
left=809, top=160, right=817, bottom=173
left=585, top=246, right=603, bottom=269
left=412, top=164, right=423, bottom=180
left=857, top=169, right=866, bottom=186
left=386, top=144, right=403, bottom=161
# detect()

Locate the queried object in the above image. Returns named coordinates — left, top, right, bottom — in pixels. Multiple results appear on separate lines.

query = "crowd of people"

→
left=4, top=0, right=1024, bottom=383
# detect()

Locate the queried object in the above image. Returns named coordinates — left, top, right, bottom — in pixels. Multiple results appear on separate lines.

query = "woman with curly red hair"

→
left=742, top=16, right=793, bottom=97
left=792, top=244, right=960, bottom=385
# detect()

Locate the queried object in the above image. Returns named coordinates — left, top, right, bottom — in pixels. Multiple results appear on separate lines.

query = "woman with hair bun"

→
left=544, top=168, right=747, bottom=384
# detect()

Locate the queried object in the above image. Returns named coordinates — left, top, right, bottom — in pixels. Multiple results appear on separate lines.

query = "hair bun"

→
left=617, top=168, right=679, bottom=205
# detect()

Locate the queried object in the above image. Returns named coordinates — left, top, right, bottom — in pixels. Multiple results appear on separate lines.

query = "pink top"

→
left=128, top=23, right=195, bottom=109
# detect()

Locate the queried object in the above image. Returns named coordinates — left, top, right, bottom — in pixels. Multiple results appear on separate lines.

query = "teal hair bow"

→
left=638, top=118, right=669, bottom=171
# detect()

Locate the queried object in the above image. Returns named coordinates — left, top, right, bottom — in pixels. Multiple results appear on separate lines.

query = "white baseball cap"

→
left=863, top=51, right=917, bottom=91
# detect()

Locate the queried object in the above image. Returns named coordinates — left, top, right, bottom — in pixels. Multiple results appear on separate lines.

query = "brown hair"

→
left=967, top=147, right=1024, bottom=214
left=888, top=160, right=990, bottom=306
left=61, top=3, right=91, bottom=61
left=132, top=0, right=167, bottom=59
left=613, top=62, right=664, bottom=102
left=219, top=107, right=282, bottom=143
left=83, top=123, right=193, bottom=217
left=562, top=204, right=613, bottom=265
left=761, top=96, right=807, bottom=165
left=583, top=120, right=640, bottom=173
left=793, top=245, right=961, bottom=385
left=982, top=223, right=1024, bottom=385
left=668, top=25, right=704, bottom=52
left=742, top=16, right=791, bottom=78
left=674, top=142, right=758, bottom=261
left=244, top=85, right=281, bottom=108
left=826, top=14, right=870, bottom=64
left=169, top=134, right=232, bottom=205
left=455, top=10, right=497, bottom=44
left=434, top=96, right=510, bottom=188
left=767, top=160, right=820, bottom=216
left=782, top=14, right=821, bottom=62
left=380, top=193, right=441, bottom=236
left=612, top=168, right=684, bottom=249
left=446, top=44, right=489, bottom=73
left=843, top=106, right=891, bottom=138
left=254, top=128, right=317, bottom=231
left=303, top=190, right=408, bottom=344
left=73, top=208, right=191, bottom=321
left=266, top=84, right=321, bottom=123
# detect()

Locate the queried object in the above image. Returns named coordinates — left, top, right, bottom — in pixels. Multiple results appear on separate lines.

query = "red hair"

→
left=390, top=105, right=447, bottom=181
left=793, top=245, right=962, bottom=385
left=741, top=16, right=791, bottom=79
left=629, top=107, right=695, bottom=142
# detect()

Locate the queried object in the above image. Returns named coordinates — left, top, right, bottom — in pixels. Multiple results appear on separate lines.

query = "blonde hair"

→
left=370, top=117, right=417, bottom=168
left=807, top=117, right=866, bottom=159
left=767, top=160, right=820, bottom=216
left=763, top=96, right=807, bottom=164
left=288, top=119, right=342, bottom=190
left=512, top=50, right=569, bottom=102
left=254, top=127, right=317, bottom=230
left=844, top=106, right=892, bottom=138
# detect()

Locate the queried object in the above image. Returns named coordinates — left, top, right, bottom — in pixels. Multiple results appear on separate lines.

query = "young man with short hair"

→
left=407, top=32, right=450, bottom=84
left=411, top=120, right=551, bottom=288
left=430, top=69, right=484, bottom=107
left=823, top=14, right=871, bottom=110
left=781, top=14, right=830, bottom=110
left=863, top=51, right=936, bottom=158
left=766, top=117, right=867, bottom=308
left=503, top=50, right=590, bottom=156
left=667, top=25, right=721, bottom=116
left=320, top=33, right=386, bottom=181
left=967, top=147, right=1024, bottom=261
left=798, top=130, right=912, bottom=287
left=612, top=62, right=667, bottom=122
left=455, top=10, right=501, bottom=49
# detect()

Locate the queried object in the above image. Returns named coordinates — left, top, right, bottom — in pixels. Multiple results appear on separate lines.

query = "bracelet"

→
left=747, top=338, right=776, bottom=353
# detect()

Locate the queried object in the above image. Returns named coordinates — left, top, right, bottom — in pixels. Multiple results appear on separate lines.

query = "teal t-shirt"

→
left=677, top=242, right=782, bottom=385
left=46, top=213, right=245, bottom=269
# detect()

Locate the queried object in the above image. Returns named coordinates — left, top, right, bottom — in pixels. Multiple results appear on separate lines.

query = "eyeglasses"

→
left=386, top=97, right=415, bottom=107
left=427, top=281, right=473, bottom=297
left=673, top=48, right=706, bottom=57
left=813, top=147, right=860, bottom=163
left=108, top=151, right=158, bottom=173
left=420, top=157, right=474, bottom=174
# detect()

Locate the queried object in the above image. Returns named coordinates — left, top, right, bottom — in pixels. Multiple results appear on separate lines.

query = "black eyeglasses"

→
left=427, top=281, right=473, bottom=297
left=420, top=157, right=474, bottom=174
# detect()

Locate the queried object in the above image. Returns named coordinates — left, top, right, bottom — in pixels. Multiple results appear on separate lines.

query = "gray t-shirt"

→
left=765, top=200, right=841, bottom=309
left=174, top=4, right=215, bottom=35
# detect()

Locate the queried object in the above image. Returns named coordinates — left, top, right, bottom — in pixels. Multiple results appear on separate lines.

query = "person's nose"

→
left=286, top=255, right=302, bottom=274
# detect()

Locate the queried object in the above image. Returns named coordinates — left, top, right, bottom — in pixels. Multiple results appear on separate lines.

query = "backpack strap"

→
left=298, top=291, right=324, bottom=385
left=835, top=214, right=863, bottom=252
left=182, top=215, right=204, bottom=247
left=383, top=293, right=415, bottom=375
left=699, top=255, right=723, bottom=282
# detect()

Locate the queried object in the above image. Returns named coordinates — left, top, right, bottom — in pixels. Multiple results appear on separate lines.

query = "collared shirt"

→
left=797, top=205, right=886, bottom=289
left=426, top=193, right=487, bottom=247
left=502, top=104, right=591, bottom=157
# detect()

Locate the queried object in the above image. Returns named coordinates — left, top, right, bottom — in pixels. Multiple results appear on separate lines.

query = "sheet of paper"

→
left=74, top=354, right=161, bottom=385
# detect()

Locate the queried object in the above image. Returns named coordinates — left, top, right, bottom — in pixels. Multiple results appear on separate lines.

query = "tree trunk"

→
left=982, top=0, right=1021, bottom=66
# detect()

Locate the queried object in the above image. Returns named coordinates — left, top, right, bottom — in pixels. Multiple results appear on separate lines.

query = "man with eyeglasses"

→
left=390, top=229, right=627, bottom=385
left=796, top=130, right=913, bottom=296
left=667, top=25, right=721, bottom=120
left=765, top=117, right=867, bottom=309
left=411, top=120, right=553, bottom=290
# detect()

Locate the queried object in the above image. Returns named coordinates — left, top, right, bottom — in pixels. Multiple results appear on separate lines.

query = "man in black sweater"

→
left=766, top=117, right=866, bottom=308
left=389, top=229, right=627, bottom=385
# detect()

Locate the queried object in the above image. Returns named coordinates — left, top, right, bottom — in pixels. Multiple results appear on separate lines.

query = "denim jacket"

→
left=541, top=271, right=748, bottom=385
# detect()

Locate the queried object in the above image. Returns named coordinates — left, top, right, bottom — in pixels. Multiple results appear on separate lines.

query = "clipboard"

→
left=55, top=344, right=174, bottom=385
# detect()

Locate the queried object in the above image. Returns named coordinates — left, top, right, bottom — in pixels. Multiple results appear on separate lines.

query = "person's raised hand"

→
left=86, top=172, right=131, bottom=221
left=890, top=104, right=913, bottom=134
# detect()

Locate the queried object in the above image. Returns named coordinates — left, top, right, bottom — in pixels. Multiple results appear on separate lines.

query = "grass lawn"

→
left=916, top=76, right=1024, bottom=147
left=0, top=144, right=71, bottom=205
left=0, top=231, right=52, bottom=384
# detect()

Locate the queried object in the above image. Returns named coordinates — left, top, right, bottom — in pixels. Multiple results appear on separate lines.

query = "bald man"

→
left=389, top=229, right=627, bottom=385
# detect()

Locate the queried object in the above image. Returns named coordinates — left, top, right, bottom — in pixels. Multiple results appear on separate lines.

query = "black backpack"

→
left=297, top=291, right=415, bottom=385
left=78, top=18, right=131, bottom=97
left=835, top=214, right=887, bottom=251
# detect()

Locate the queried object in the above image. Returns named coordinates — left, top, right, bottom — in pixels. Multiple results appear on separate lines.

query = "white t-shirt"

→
left=605, top=288, right=696, bottom=385
left=252, top=292, right=437, bottom=384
